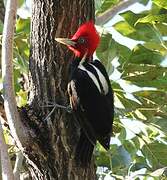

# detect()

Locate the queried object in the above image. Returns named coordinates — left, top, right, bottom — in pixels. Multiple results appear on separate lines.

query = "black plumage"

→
left=68, top=57, right=114, bottom=166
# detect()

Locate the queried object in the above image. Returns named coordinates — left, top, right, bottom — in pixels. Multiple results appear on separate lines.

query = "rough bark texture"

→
left=25, top=0, right=96, bottom=179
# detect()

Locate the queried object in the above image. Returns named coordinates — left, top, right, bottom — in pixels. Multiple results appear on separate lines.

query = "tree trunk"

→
left=24, top=0, right=96, bottom=179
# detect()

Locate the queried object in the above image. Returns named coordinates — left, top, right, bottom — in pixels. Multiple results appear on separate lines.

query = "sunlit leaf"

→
left=150, top=118, right=167, bottom=134
left=152, top=0, right=167, bottom=10
left=119, top=11, right=145, bottom=27
left=122, top=64, right=167, bottom=90
left=16, top=89, right=28, bottom=107
left=16, top=18, right=30, bottom=33
left=114, top=21, right=160, bottom=41
left=135, top=109, right=147, bottom=120
left=135, top=14, right=167, bottom=25
left=150, top=167, right=167, bottom=177
left=143, top=41, right=167, bottom=56
left=96, top=0, right=120, bottom=15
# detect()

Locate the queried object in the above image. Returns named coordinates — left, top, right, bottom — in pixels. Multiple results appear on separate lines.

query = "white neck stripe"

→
left=78, top=64, right=102, bottom=93
left=90, top=64, right=109, bottom=95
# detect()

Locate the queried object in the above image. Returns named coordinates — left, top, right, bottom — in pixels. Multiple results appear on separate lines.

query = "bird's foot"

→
left=41, top=102, right=72, bottom=123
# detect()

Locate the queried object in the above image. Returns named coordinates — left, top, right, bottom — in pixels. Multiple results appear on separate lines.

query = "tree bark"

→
left=24, top=0, right=96, bottom=179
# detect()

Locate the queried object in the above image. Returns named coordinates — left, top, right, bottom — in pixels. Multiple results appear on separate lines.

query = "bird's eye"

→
left=78, top=37, right=86, bottom=44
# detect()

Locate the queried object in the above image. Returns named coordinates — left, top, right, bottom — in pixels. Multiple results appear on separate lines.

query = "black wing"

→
left=69, top=61, right=114, bottom=148
left=92, top=59, right=114, bottom=121
left=68, top=79, right=97, bottom=146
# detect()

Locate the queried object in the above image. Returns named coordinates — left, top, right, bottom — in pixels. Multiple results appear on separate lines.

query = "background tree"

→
left=0, top=0, right=167, bottom=179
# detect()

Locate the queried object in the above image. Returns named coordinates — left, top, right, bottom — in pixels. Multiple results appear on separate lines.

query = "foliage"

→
left=0, top=4, right=30, bottom=106
left=95, top=0, right=167, bottom=179
left=1, top=0, right=167, bottom=179
left=95, top=0, right=121, bottom=16
left=0, top=0, right=30, bottom=176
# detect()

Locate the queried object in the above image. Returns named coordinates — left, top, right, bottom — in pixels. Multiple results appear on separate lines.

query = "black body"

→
left=68, top=57, right=114, bottom=166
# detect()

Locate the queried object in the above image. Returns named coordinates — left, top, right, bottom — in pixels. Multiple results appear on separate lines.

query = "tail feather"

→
left=98, top=135, right=110, bottom=150
left=75, top=132, right=94, bottom=167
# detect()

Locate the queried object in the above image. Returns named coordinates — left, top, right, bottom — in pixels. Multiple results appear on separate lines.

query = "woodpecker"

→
left=55, top=21, right=114, bottom=166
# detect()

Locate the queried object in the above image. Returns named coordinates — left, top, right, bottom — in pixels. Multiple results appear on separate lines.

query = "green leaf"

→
left=113, top=21, right=136, bottom=37
left=0, top=21, right=3, bottom=33
left=96, top=0, right=120, bottom=15
left=131, top=136, right=141, bottom=150
left=13, top=69, right=22, bottom=92
left=114, top=11, right=167, bottom=42
left=16, top=89, right=28, bottom=107
left=123, top=140, right=137, bottom=155
left=16, top=18, right=30, bottom=33
left=129, top=44, right=164, bottom=65
left=122, top=64, right=167, bottom=92
left=116, top=43, right=131, bottom=62
left=135, top=109, right=147, bottom=120
left=122, top=63, right=158, bottom=74
left=96, top=32, right=115, bottom=75
left=153, top=0, right=167, bottom=10
left=18, top=0, right=25, bottom=8
left=113, top=21, right=160, bottom=41
left=143, top=41, right=167, bottom=56
left=142, top=142, right=167, bottom=168
left=95, top=0, right=102, bottom=11
left=96, top=32, right=131, bottom=72
left=130, top=156, right=149, bottom=171
left=151, top=118, right=167, bottom=135
left=135, top=14, right=167, bottom=25
left=114, top=91, right=141, bottom=113
left=123, top=65, right=167, bottom=90
left=135, top=90, right=167, bottom=107
left=95, top=143, right=111, bottom=168
left=156, top=23, right=167, bottom=36
left=112, top=145, right=131, bottom=173
left=96, top=151, right=110, bottom=168
left=118, top=128, right=126, bottom=143
left=139, top=0, right=150, bottom=5
left=119, top=11, right=146, bottom=27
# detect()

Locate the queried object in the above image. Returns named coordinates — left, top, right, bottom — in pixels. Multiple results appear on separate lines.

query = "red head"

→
left=55, top=21, right=100, bottom=58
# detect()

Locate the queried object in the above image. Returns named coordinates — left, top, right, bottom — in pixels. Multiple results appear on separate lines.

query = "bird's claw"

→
left=41, top=102, right=73, bottom=123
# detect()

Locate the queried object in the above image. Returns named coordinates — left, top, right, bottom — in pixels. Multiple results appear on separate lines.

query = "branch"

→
left=13, top=151, right=24, bottom=180
left=0, top=116, right=14, bottom=180
left=1, top=0, right=30, bottom=150
left=95, top=0, right=140, bottom=25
